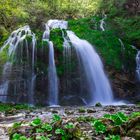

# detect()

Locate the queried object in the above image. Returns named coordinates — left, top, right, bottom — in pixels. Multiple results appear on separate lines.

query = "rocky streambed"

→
left=0, top=105, right=140, bottom=140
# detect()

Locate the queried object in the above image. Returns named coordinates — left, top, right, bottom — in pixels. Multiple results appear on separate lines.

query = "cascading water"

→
left=136, top=50, right=140, bottom=81
left=67, top=31, right=113, bottom=105
left=43, top=22, right=60, bottom=106
left=136, top=49, right=140, bottom=81
left=47, top=20, right=68, bottom=29
left=119, top=39, right=125, bottom=50
left=100, top=14, right=107, bottom=31
left=29, top=35, right=36, bottom=105
left=0, top=62, right=12, bottom=102
left=62, top=33, right=73, bottom=98
left=0, top=19, right=115, bottom=106
left=48, top=41, right=58, bottom=105
left=0, top=26, right=36, bottom=104
left=130, top=45, right=140, bottom=81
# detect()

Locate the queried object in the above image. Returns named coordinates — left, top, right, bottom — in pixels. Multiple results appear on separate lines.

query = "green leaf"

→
left=130, top=112, right=140, bottom=118
left=52, top=114, right=61, bottom=123
left=12, top=133, right=21, bottom=140
left=19, top=136, right=27, bottom=140
left=91, top=120, right=106, bottom=134
left=13, top=122, right=22, bottom=129
left=36, top=136, right=50, bottom=140
left=55, top=128, right=65, bottom=135
left=30, top=118, right=42, bottom=127
left=42, top=124, right=52, bottom=131
left=105, top=135, right=121, bottom=140
left=64, top=122, right=75, bottom=129
left=103, top=112, right=128, bottom=126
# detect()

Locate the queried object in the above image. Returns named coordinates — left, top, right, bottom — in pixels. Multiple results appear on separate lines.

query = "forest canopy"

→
left=0, top=0, right=102, bottom=33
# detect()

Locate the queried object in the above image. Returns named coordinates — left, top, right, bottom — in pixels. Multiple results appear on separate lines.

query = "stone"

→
left=87, top=109, right=96, bottom=113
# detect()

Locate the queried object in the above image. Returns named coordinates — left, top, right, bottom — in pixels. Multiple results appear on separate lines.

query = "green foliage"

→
left=95, top=102, right=102, bottom=107
left=12, top=133, right=21, bottom=140
left=0, top=44, right=9, bottom=66
left=36, top=136, right=50, bottom=140
left=0, top=103, right=32, bottom=112
left=13, top=122, right=22, bottom=129
left=50, top=28, right=64, bottom=52
left=41, top=124, right=53, bottom=131
left=104, top=112, right=128, bottom=126
left=0, top=0, right=103, bottom=33
left=105, top=134, right=121, bottom=140
left=69, top=15, right=137, bottom=71
left=12, top=133, right=29, bottom=140
left=64, top=122, right=75, bottom=129
left=30, top=118, right=42, bottom=127
left=129, top=112, right=140, bottom=118
left=77, top=116, right=94, bottom=122
left=52, top=114, right=61, bottom=123
left=78, top=107, right=86, bottom=113
left=55, top=128, right=65, bottom=135
left=9, top=111, right=140, bottom=140
left=91, top=119, right=106, bottom=134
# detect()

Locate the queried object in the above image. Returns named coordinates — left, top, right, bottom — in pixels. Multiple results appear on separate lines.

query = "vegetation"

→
left=0, top=0, right=139, bottom=72
left=9, top=111, right=140, bottom=140
left=0, top=103, right=33, bottom=112
left=69, top=16, right=137, bottom=71
left=0, top=1, right=140, bottom=139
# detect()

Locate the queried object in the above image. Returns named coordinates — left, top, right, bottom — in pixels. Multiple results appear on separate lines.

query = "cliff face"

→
left=0, top=0, right=139, bottom=104
left=124, top=0, right=140, bottom=15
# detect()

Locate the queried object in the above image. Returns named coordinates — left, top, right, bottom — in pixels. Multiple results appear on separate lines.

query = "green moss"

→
left=69, top=16, right=137, bottom=71
left=26, top=35, right=32, bottom=42
left=50, top=28, right=64, bottom=52
left=0, top=103, right=33, bottom=112
left=0, top=45, right=9, bottom=69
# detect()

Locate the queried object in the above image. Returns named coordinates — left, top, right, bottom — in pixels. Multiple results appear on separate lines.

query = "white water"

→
left=0, top=26, right=36, bottom=104
left=43, top=20, right=63, bottom=106
left=130, top=45, right=140, bottom=81
left=63, top=33, right=72, bottom=94
left=0, top=81, right=9, bottom=102
left=119, top=39, right=125, bottom=50
left=29, top=35, right=36, bottom=105
left=47, top=20, right=68, bottom=29
left=100, top=14, right=107, bottom=31
left=48, top=41, right=58, bottom=105
left=0, top=62, right=12, bottom=102
left=136, top=50, right=140, bottom=81
left=67, top=31, right=114, bottom=105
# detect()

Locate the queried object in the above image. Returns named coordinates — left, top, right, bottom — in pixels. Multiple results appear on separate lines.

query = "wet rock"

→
left=0, top=128, right=9, bottom=140
left=127, top=120, right=140, bottom=140
left=51, top=110, right=58, bottom=114
left=122, top=137, right=135, bottom=140
left=87, top=109, right=96, bottom=113
left=95, top=102, right=102, bottom=107
left=65, top=110, right=74, bottom=115
left=78, top=107, right=86, bottom=113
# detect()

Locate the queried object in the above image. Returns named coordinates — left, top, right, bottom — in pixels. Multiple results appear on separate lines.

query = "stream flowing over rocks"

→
left=0, top=105, right=140, bottom=140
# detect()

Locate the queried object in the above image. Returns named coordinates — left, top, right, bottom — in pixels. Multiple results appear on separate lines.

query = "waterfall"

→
left=67, top=31, right=113, bottom=105
left=100, top=14, right=107, bottom=31
left=130, top=45, right=140, bottom=81
left=119, top=39, right=125, bottom=50
left=0, top=26, right=36, bottom=104
left=48, top=41, right=58, bottom=105
left=43, top=21, right=61, bottom=106
left=0, top=62, right=12, bottom=102
left=0, top=19, right=116, bottom=106
left=29, top=35, right=36, bottom=105
left=47, top=20, right=68, bottom=29
left=136, top=50, right=140, bottom=81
